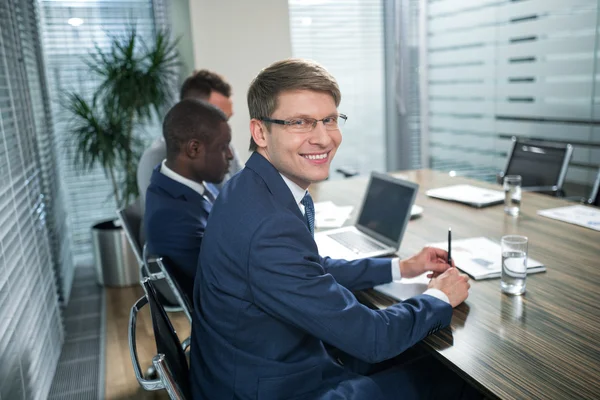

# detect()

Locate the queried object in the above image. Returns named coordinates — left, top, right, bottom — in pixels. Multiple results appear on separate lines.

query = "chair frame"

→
left=502, top=137, right=573, bottom=194
left=588, top=168, right=600, bottom=206
left=128, top=280, right=191, bottom=399
left=155, top=256, right=193, bottom=323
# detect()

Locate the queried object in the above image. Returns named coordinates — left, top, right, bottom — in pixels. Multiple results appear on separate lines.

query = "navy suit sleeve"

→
left=248, top=214, right=453, bottom=364
left=319, top=256, right=392, bottom=291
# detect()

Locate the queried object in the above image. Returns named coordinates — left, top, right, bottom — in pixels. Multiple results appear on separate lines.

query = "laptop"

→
left=425, top=184, right=505, bottom=208
left=314, top=172, right=418, bottom=261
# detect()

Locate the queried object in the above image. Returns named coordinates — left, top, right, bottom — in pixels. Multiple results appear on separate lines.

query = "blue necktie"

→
left=204, top=182, right=219, bottom=204
left=301, top=192, right=315, bottom=236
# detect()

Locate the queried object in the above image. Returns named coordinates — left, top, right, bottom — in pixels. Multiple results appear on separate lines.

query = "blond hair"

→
left=247, top=58, right=341, bottom=151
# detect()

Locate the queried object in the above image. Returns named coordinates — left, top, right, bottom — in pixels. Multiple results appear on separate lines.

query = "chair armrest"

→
left=128, top=296, right=164, bottom=391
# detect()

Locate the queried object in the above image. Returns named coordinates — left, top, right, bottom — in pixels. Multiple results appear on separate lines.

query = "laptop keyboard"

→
left=328, top=231, right=386, bottom=254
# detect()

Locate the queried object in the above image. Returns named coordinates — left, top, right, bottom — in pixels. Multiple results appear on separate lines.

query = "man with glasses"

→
left=190, top=59, right=477, bottom=399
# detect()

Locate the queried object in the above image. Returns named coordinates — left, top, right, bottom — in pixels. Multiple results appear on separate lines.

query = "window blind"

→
left=0, top=0, right=64, bottom=398
left=424, top=0, right=600, bottom=191
left=40, top=0, right=166, bottom=266
left=288, top=0, right=386, bottom=176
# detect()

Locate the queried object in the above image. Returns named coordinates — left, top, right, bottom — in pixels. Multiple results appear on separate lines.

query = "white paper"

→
left=426, top=184, right=505, bottom=206
left=374, top=273, right=430, bottom=301
left=314, top=201, right=353, bottom=229
left=537, top=205, right=600, bottom=232
left=429, top=237, right=545, bottom=280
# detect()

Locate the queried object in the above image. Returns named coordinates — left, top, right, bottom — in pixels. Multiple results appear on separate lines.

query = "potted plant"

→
left=63, top=26, right=179, bottom=286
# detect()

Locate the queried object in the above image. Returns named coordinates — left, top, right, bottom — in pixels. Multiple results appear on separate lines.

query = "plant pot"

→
left=92, top=219, right=139, bottom=286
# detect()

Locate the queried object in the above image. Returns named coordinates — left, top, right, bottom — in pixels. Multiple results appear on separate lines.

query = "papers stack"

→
left=537, top=205, right=600, bottom=232
left=430, top=237, right=545, bottom=280
left=314, top=201, right=353, bottom=229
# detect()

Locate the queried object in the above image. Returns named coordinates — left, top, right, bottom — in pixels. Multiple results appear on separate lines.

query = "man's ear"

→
left=185, top=139, right=205, bottom=159
left=250, top=119, right=268, bottom=148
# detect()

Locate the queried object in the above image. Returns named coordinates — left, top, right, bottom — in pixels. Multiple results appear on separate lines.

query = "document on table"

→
left=537, top=205, right=600, bottom=231
left=314, top=201, right=354, bottom=229
left=426, top=184, right=505, bottom=208
left=430, top=237, right=545, bottom=280
left=374, top=273, right=430, bottom=301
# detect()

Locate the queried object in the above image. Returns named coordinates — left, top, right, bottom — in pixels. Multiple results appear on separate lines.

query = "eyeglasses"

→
left=259, top=114, right=347, bottom=133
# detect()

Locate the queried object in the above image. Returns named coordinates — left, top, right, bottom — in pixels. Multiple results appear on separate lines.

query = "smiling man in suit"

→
left=144, top=99, right=232, bottom=301
left=190, top=59, right=478, bottom=399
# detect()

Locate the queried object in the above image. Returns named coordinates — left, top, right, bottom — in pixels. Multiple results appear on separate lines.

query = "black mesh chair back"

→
left=118, top=200, right=180, bottom=308
left=156, top=256, right=193, bottom=322
left=117, top=198, right=144, bottom=265
left=143, top=279, right=192, bottom=399
left=502, top=137, right=573, bottom=193
left=590, top=168, right=600, bottom=207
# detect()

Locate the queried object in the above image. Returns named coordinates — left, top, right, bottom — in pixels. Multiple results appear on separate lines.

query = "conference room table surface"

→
left=310, top=169, right=600, bottom=400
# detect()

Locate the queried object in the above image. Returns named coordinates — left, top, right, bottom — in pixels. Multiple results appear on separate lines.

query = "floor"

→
left=104, top=284, right=191, bottom=399
left=48, top=266, right=104, bottom=399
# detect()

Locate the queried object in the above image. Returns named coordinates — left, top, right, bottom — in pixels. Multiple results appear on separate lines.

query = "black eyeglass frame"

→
left=259, top=114, right=347, bottom=130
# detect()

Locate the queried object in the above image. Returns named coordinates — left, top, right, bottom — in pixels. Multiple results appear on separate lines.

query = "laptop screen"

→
left=356, top=174, right=418, bottom=244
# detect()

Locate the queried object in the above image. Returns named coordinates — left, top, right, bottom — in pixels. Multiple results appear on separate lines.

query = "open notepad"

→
left=430, top=237, right=545, bottom=280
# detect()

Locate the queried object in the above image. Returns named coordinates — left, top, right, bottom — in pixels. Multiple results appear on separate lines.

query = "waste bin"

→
left=92, top=219, right=139, bottom=286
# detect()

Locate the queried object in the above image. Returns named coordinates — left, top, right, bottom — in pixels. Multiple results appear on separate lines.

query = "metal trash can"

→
left=92, top=219, right=139, bottom=286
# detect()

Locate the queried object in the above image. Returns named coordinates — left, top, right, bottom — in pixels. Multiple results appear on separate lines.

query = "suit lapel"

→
left=150, top=165, right=212, bottom=215
left=245, top=152, right=304, bottom=221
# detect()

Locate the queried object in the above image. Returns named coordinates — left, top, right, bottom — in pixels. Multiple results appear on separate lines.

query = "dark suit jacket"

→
left=190, top=153, right=452, bottom=400
left=144, top=165, right=212, bottom=301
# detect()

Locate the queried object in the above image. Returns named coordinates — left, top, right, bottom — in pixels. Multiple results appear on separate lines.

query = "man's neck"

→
left=161, top=159, right=207, bottom=196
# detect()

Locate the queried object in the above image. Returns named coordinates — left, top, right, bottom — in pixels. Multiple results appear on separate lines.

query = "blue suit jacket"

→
left=190, top=153, right=452, bottom=400
left=144, top=165, right=212, bottom=300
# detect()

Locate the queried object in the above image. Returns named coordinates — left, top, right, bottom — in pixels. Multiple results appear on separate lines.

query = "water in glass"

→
left=504, top=176, right=521, bottom=216
left=501, top=250, right=527, bottom=295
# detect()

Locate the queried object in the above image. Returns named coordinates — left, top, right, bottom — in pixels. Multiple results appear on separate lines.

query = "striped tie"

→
left=203, top=183, right=219, bottom=204
left=301, top=192, right=315, bottom=236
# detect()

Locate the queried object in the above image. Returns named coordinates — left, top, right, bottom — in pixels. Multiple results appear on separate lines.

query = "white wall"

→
left=188, top=0, right=293, bottom=162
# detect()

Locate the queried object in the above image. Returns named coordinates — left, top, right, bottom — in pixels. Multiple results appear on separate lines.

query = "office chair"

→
left=588, top=168, right=600, bottom=207
left=129, top=278, right=192, bottom=399
left=499, top=137, right=573, bottom=195
left=336, top=166, right=359, bottom=178
left=117, top=199, right=181, bottom=308
left=155, top=256, right=193, bottom=323
left=116, top=198, right=144, bottom=266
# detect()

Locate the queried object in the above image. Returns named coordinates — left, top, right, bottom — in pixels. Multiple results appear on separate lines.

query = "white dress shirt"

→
left=279, top=173, right=449, bottom=304
left=160, top=160, right=213, bottom=204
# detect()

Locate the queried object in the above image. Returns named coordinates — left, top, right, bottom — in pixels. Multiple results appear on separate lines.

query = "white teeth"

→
left=304, top=153, right=327, bottom=160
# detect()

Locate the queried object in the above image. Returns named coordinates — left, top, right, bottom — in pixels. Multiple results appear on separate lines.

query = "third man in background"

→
left=137, top=70, right=242, bottom=208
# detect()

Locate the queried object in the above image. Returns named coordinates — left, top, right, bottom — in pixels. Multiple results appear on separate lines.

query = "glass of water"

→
left=503, top=175, right=522, bottom=216
left=501, top=235, right=528, bottom=295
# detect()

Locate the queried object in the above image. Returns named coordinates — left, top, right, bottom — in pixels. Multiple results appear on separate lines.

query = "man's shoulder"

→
left=139, top=138, right=166, bottom=167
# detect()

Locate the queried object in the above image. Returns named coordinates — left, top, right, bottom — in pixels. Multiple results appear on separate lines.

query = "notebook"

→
left=430, top=237, right=545, bottom=280
left=538, top=205, right=600, bottom=232
left=426, top=184, right=505, bottom=208
left=314, top=172, right=418, bottom=261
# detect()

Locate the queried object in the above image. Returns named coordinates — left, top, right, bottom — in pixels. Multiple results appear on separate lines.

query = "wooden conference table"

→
left=310, top=169, right=600, bottom=400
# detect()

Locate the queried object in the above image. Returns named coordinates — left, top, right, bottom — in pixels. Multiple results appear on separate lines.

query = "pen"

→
left=448, top=227, right=452, bottom=266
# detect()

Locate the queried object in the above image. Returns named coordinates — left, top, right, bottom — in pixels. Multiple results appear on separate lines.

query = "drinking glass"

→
left=501, top=235, right=528, bottom=295
left=503, top=175, right=522, bottom=216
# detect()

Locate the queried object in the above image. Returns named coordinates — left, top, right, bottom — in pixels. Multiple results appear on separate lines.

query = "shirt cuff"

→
left=390, top=258, right=401, bottom=281
left=423, top=288, right=450, bottom=304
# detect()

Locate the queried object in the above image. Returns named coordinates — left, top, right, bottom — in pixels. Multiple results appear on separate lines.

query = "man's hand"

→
left=428, top=268, right=470, bottom=307
left=399, top=246, right=454, bottom=279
